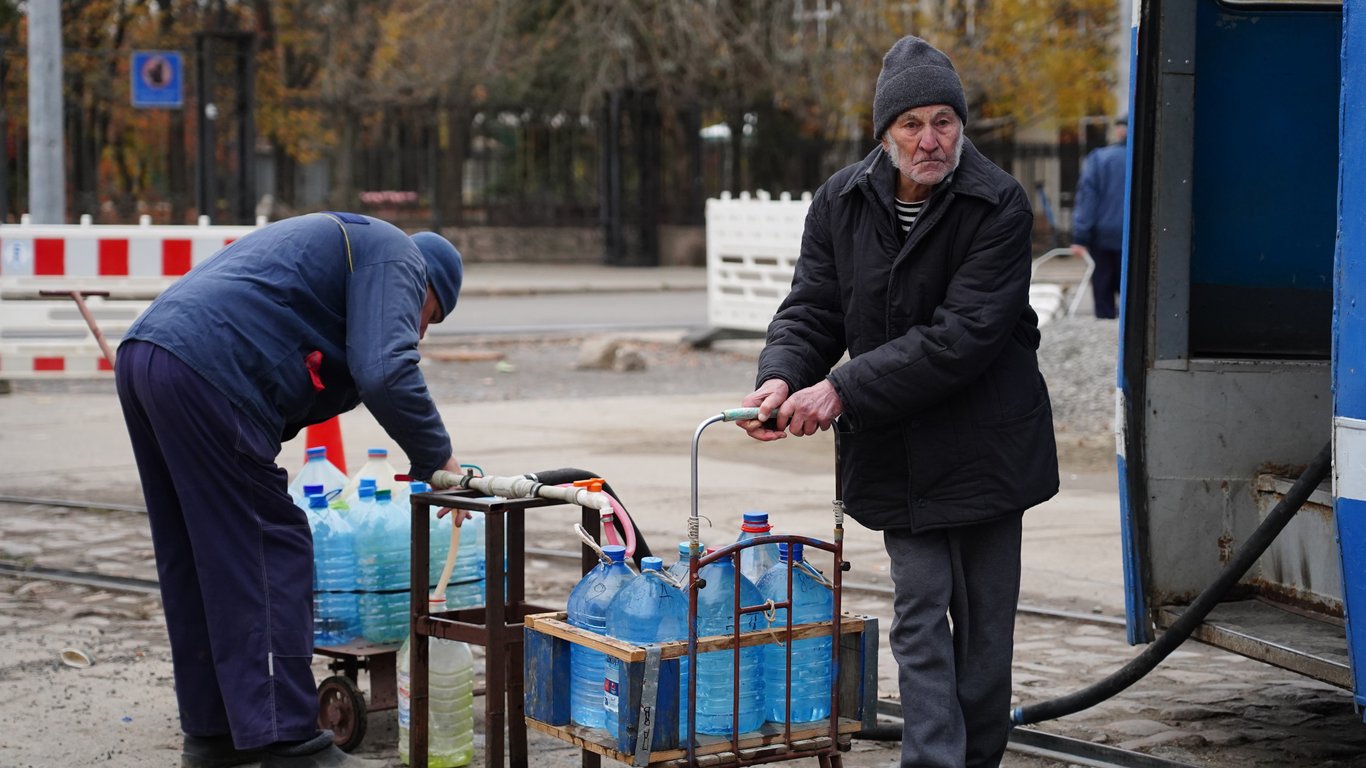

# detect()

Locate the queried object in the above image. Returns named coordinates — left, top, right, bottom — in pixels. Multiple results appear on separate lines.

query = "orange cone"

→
left=305, top=416, right=348, bottom=475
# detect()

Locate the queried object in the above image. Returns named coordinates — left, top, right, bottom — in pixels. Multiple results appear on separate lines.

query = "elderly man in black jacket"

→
left=738, top=35, right=1059, bottom=768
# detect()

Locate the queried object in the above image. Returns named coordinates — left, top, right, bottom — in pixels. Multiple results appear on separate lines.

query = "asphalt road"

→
left=436, top=291, right=708, bottom=338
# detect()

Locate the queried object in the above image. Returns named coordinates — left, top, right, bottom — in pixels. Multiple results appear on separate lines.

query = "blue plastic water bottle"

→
left=756, top=542, right=834, bottom=723
left=446, top=511, right=486, bottom=610
left=666, top=540, right=704, bottom=587
left=567, top=544, right=635, bottom=728
left=694, top=555, right=766, bottom=735
left=664, top=540, right=703, bottom=740
left=343, top=477, right=378, bottom=520
left=603, top=556, right=689, bottom=748
left=355, top=488, right=409, bottom=643
left=297, top=484, right=325, bottom=521
left=289, top=446, right=347, bottom=505
left=736, top=511, right=781, bottom=586
left=309, top=493, right=361, bottom=645
left=409, top=481, right=448, bottom=588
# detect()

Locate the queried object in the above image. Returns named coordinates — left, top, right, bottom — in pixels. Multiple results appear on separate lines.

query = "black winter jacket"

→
left=757, top=140, right=1059, bottom=532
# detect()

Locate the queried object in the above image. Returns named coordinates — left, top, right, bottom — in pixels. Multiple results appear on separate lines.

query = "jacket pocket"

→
left=836, top=420, right=911, bottom=528
left=263, top=348, right=318, bottom=430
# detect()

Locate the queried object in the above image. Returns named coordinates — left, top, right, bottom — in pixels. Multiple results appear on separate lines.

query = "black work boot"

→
left=260, top=731, right=386, bottom=767
left=181, top=734, right=266, bottom=768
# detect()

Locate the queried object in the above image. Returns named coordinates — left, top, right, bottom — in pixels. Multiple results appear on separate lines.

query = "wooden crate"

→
left=523, top=611, right=878, bottom=767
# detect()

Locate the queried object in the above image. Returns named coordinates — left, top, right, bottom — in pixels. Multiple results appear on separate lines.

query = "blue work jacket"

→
left=1072, top=143, right=1127, bottom=253
left=120, top=213, right=453, bottom=480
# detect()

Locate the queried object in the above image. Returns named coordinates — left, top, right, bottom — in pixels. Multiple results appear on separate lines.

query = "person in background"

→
left=1070, top=116, right=1129, bottom=319
left=736, top=35, right=1059, bottom=768
left=115, top=213, right=467, bottom=768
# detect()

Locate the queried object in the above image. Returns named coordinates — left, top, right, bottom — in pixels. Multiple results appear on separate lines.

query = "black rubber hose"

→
left=524, top=467, right=654, bottom=563
left=1012, top=441, right=1332, bottom=725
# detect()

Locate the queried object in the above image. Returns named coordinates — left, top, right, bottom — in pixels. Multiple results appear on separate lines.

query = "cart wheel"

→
left=318, top=675, right=368, bottom=752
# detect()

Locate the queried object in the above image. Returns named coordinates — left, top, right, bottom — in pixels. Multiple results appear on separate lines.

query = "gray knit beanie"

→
left=873, top=36, right=968, bottom=139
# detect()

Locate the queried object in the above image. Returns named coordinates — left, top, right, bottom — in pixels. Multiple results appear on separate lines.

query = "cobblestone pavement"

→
left=1, top=318, right=1362, bottom=767
left=2, top=497, right=1363, bottom=768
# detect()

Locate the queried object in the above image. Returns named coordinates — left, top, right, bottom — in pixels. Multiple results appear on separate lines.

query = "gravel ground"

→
left=1036, top=316, right=1120, bottom=466
left=6, top=314, right=1121, bottom=464
left=415, top=314, right=1119, bottom=465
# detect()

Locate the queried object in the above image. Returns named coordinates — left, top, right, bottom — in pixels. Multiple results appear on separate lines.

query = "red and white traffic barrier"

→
left=1, top=214, right=263, bottom=299
left=0, top=215, right=266, bottom=378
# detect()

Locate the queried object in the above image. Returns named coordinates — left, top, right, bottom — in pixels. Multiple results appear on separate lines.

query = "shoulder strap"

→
left=317, top=213, right=354, bottom=272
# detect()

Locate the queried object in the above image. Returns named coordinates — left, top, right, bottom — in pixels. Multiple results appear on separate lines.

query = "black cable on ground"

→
left=1012, top=441, right=1332, bottom=725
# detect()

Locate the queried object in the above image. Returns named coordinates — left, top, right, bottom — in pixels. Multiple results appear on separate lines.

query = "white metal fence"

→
left=704, top=192, right=1077, bottom=337
left=704, top=191, right=811, bottom=334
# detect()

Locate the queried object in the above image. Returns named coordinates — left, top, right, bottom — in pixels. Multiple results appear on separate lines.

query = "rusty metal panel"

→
left=1157, top=601, right=1350, bottom=689
left=1252, top=475, right=1342, bottom=614
left=1141, top=363, right=1330, bottom=602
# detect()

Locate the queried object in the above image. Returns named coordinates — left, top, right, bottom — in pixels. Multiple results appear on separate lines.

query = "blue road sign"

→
left=131, top=51, right=183, bottom=109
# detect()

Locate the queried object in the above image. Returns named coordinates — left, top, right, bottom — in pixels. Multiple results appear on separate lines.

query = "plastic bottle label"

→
left=397, top=669, right=411, bottom=729
left=604, top=668, right=620, bottom=714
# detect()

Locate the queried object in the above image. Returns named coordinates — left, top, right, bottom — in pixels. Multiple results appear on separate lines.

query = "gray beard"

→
left=885, top=132, right=965, bottom=184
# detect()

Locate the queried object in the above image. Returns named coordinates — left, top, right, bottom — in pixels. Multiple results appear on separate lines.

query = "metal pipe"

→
left=428, top=470, right=615, bottom=518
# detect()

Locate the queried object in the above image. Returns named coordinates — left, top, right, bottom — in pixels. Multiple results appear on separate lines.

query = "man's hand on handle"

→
left=434, top=455, right=472, bottom=526
left=738, top=378, right=844, bottom=440
left=784, top=379, right=844, bottom=436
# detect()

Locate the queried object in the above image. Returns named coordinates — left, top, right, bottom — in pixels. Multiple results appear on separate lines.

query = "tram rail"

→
left=1, top=494, right=1181, bottom=768
left=0, top=493, right=1124, bottom=628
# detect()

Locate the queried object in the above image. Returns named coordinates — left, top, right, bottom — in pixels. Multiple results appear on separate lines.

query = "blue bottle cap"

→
left=641, top=556, right=663, bottom=572
left=303, top=484, right=324, bottom=496
left=410, top=481, right=430, bottom=493
left=359, top=484, right=376, bottom=499
left=368, top=448, right=388, bottom=457
left=602, top=544, right=627, bottom=562
left=779, top=542, right=804, bottom=562
left=742, top=510, right=769, bottom=524
left=307, top=446, right=326, bottom=459
left=677, top=541, right=705, bottom=555
left=307, top=494, right=328, bottom=509
left=359, top=477, right=378, bottom=490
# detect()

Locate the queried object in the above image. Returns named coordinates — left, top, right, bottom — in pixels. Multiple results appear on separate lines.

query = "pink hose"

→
left=555, top=483, right=636, bottom=558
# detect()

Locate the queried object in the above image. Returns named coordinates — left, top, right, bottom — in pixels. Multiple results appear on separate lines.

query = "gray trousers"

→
left=883, top=513, right=1023, bottom=768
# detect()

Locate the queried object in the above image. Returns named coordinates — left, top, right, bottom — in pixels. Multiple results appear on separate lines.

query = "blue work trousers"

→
left=115, top=340, right=319, bottom=750
left=883, top=513, right=1023, bottom=768
left=1089, top=246, right=1123, bottom=319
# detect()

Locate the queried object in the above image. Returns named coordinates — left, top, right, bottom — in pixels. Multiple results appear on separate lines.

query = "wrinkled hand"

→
left=738, top=379, right=790, bottom=441
left=781, top=379, right=844, bottom=436
left=1069, top=244, right=1089, bottom=259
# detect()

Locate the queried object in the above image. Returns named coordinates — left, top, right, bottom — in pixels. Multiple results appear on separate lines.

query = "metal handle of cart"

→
left=682, top=407, right=846, bottom=768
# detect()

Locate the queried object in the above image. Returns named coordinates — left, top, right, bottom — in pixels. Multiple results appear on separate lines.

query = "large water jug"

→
left=397, top=595, right=475, bottom=767
left=355, top=488, right=410, bottom=643
left=566, top=544, right=635, bottom=728
left=289, top=446, right=347, bottom=505
left=409, top=481, right=449, bottom=588
left=343, top=477, right=379, bottom=520
left=297, top=484, right=324, bottom=521
left=342, top=447, right=402, bottom=500
left=309, top=493, right=361, bottom=646
left=694, top=555, right=766, bottom=736
left=445, top=511, right=486, bottom=610
left=666, top=540, right=705, bottom=587
left=603, top=556, right=689, bottom=748
left=756, top=542, right=834, bottom=723
left=736, top=511, right=780, bottom=586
